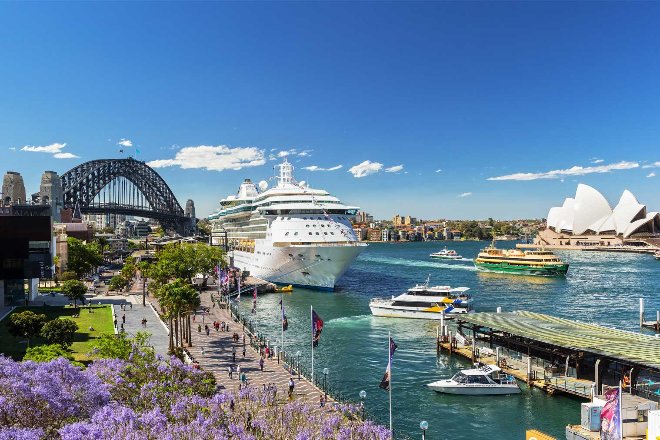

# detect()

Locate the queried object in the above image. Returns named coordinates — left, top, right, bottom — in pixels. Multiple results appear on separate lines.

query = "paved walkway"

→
left=150, top=287, right=333, bottom=409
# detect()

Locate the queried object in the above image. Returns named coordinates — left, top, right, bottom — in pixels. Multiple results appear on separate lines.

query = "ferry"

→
left=474, top=239, right=568, bottom=276
left=427, top=364, right=520, bottom=395
left=429, top=248, right=463, bottom=260
left=369, top=281, right=472, bottom=320
left=208, top=159, right=366, bottom=290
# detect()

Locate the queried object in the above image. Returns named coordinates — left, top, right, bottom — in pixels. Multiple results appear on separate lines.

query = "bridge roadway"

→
left=148, top=285, right=335, bottom=408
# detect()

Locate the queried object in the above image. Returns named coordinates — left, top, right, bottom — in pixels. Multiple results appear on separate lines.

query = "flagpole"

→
left=388, top=330, right=393, bottom=438
left=281, top=291, right=284, bottom=357
left=311, top=305, right=314, bottom=386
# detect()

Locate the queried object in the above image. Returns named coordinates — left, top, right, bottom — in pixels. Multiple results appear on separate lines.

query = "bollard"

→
left=496, top=307, right=502, bottom=313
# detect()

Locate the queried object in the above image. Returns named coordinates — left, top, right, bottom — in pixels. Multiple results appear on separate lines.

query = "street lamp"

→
left=420, top=421, right=429, bottom=440
left=296, top=351, right=301, bottom=380
left=322, top=368, right=329, bottom=399
left=359, top=390, right=367, bottom=421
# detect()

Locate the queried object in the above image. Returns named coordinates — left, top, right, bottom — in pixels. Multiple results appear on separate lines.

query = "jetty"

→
left=437, top=311, right=660, bottom=402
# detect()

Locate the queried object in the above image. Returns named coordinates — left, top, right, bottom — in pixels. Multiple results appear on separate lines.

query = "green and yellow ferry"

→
left=474, top=241, right=569, bottom=276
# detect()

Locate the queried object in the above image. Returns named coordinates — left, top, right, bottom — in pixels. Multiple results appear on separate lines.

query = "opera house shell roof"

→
left=546, top=184, right=660, bottom=238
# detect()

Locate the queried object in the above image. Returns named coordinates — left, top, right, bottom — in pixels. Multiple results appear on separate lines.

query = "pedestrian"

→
left=288, top=377, right=295, bottom=399
left=228, top=365, right=233, bottom=379
left=120, top=323, right=124, bottom=331
left=237, top=364, right=241, bottom=377
left=198, top=324, right=202, bottom=333
left=259, top=357, right=264, bottom=371
left=122, top=314, right=125, bottom=324
left=242, top=346, right=246, bottom=358
left=229, top=399, right=235, bottom=411
left=319, top=395, right=325, bottom=407
left=201, top=347, right=205, bottom=356
left=205, top=325, right=210, bottom=336
left=193, top=315, right=196, bottom=323
left=114, top=318, right=117, bottom=328
left=129, top=303, right=132, bottom=309
left=232, top=347, right=236, bottom=362
left=242, top=334, right=245, bottom=345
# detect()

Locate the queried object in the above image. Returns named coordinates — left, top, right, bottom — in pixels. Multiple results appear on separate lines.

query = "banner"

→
left=600, top=386, right=622, bottom=440
left=379, top=337, right=398, bottom=391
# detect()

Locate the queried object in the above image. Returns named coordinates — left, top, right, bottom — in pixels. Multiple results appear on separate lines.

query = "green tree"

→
left=66, top=237, right=103, bottom=278
left=196, top=218, right=212, bottom=236
left=121, top=262, right=136, bottom=280
left=7, top=311, right=48, bottom=347
left=24, top=344, right=80, bottom=365
left=109, top=275, right=129, bottom=291
left=60, top=271, right=77, bottom=281
left=40, top=318, right=78, bottom=347
left=93, top=331, right=153, bottom=360
left=62, top=279, right=88, bottom=308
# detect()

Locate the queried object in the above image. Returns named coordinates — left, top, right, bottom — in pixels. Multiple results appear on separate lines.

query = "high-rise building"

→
left=2, top=171, right=27, bottom=205
left=393, top=214, right=402, bottom=226
left=39, top=171, right=63, bottom=222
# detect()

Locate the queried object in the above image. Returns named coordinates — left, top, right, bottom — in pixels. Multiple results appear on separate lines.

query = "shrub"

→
left=24, top=344, right=80, bottom=366
left=108, top=275, right=128, bottom=292
left=60, top=271, right=78, bottom=281
left=40, top=319, right=78, bottom=347
left=62, top=280, right=88, bottom=307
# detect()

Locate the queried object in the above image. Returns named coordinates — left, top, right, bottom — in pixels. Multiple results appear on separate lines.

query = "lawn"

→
left=0, top=305, right=115, bottom=362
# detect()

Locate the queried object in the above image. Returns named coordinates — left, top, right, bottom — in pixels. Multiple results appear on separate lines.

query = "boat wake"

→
left=359, top=255, right=477, bottom=271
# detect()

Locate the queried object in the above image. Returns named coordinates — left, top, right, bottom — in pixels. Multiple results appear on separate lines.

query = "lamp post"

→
left=322, top=368, right=329, bottom=399
left=359, top=390, right=367, bottom=421
left=420, top=421, right=428, bottom=440
left=296, top=351, right=301, bottom=380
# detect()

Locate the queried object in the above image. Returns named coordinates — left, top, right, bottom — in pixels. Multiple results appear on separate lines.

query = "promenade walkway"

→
left=150, top=287, right=333, bottom=408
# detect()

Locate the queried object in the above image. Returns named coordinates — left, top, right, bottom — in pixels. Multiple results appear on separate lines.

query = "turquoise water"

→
left=239, top=241, right=660, bottom=439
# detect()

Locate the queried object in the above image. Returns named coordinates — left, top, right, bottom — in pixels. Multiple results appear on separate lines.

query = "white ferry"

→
left=369, top=282, right=472, bottom=320
left=427, top=365, right=520, bottom=395
left=429, top=248, right=463, bottom=260
left=209, top=159, right=366, bottom=290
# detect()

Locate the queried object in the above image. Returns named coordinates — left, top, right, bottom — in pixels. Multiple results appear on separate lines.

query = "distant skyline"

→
left=1, top=2, right=659, bottom=220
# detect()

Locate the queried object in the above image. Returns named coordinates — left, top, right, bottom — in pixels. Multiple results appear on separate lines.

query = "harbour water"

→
left=238, top=241, right=660, bottom=439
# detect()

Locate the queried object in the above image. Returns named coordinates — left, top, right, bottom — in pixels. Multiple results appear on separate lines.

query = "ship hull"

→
left=232, top=242, right=366, bottom=290
left=474, top=261, right=569, bottom=276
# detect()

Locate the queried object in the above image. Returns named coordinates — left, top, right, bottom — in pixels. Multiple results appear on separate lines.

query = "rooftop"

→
left=458, top=311, right=660, bottom=371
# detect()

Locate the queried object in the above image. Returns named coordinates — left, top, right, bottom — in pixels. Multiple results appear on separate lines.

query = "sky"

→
left=1, top=1, right=659, bottom=220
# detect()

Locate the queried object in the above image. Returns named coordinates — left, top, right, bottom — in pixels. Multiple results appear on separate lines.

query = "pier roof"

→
left=458, top=311, right=660, bottom=371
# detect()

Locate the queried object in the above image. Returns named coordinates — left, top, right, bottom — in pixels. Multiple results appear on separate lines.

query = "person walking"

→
left=122, top=314, right=126, bottom=324
left=129, top=303, right=132, bottom=310
left=228, top=365, right=233, bottom=379
left=288, top=377, right=295, bottom=400
left=113, top=318, right=117, bottom=329
left=232, top=347, right=236, bottom=363
left=237, top=364, right=241, bottom=378
left=242, top=346, right=246, bottom=358
left=198, top=324, right=202, bottom=333
left=205, top=325, right=210, bottom=336
left=259, top=357, right=264, bottom=372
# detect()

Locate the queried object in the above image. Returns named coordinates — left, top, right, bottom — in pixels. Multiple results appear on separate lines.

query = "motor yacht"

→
left=427, top=364, right=520, bottom=395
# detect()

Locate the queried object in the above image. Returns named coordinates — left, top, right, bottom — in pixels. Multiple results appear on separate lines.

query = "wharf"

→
left=516, top=243, right=658, bottom=254
left=438, top=311, right=660, bottom=402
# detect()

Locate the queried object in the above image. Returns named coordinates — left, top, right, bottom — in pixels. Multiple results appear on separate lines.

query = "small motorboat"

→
left=654, top=251, right=660, bottom=260
left=430, top=248, right=463, bottom=260
left=275, top=285, right=293, bottom=293
left=427, top=364, right=520, bottom=395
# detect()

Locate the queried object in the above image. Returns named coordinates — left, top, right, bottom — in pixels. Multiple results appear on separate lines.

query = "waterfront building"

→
left=392, top=214, right=402, bottom=226
left=367, top=228, right=382, bottom=241
left=540, top=184, right=660, bottom=247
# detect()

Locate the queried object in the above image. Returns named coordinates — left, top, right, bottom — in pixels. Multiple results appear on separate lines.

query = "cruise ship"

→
left=208, top=159, right=367, bottom=290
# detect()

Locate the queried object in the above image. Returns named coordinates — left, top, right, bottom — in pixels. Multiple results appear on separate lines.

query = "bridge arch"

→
left=61, top=158, right=191, bottom=234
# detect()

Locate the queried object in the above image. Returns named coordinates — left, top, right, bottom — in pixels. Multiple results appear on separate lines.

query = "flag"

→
left=281, top=300, right=288, bottom=331
left=311, top=309, right=323, bottom=347
left=253, top=287, right=257, bottom=300
left=600, top=386, right=622, bottom=440
left=379, top=337, right=398, bottom=391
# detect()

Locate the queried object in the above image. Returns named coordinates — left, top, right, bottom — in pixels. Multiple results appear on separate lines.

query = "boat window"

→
left=294, top=232, right=298, bottom=236
left=316, top=232, right=320, bottom=235
left=452, top=372, right=468, bottom=383
left=285, top=232, right=289, bottom=236
left=467, top=375, right=490, bottom=384
left=330, top=232, right=335, bottom=235
left=324, top=232, right=327, bottom=235
left=306, top=225, right=310, bottom=227
left=309, top=232, right=313, bottom=235
left=313, top=224, right=317, bottom=227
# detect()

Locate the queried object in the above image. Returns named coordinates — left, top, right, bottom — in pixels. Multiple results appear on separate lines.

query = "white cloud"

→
left=458, top=192, right=472, bottom=197
left=435, top=169, right=442, bottom=173
left=385, top=165, right=404, bottom=173
left=19, top=142, right=79, bottom=159
left=487, top=161, right=639, bottom=181
left=53, top=152, right=80, bottom=159
left=8, top=147, right=16, bottom=151
left=147, top=145, right=265, bottom=171
left=118, top=138, right=133, bottom=148
left=591, top=158, right=604, bottom=164
left=303, top=164, right=343, bottom=172
left=647, top=172, right=656, bottom=178
left=348, top=160, right=383, bottom=178
left=642, top=161, right=660, bottom=169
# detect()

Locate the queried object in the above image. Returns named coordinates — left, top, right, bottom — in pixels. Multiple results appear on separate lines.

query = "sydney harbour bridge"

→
left=61, top=158, right=194, bottom=235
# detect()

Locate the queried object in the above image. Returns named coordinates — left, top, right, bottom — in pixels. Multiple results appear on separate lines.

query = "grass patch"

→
left=0, top=305, right=114, bottom=362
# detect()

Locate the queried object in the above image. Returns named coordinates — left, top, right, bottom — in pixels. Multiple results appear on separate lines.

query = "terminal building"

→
left=538, top=184, right=660, bottom=247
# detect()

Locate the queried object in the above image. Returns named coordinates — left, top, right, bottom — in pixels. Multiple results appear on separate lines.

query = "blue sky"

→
left=1, top=2, right=659, bottom=220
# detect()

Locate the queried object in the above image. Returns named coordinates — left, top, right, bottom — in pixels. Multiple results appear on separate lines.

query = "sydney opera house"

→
left=537, top=184, right=660, bottom=247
